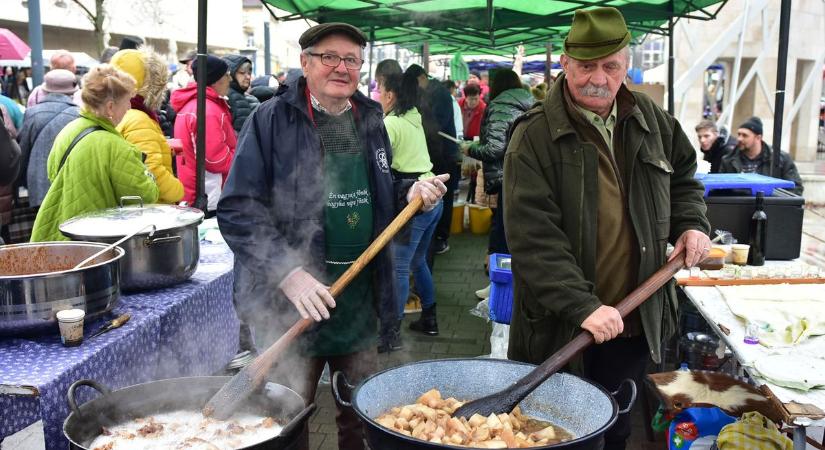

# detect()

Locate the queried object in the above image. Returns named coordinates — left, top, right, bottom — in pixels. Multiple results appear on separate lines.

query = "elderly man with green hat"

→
left=504, top=7, right=710, bottom=448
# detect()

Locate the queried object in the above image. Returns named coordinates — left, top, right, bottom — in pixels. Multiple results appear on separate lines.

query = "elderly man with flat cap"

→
left=217, top=22, right=448, bottom=449
left=504, top=8, right=710, bottom=448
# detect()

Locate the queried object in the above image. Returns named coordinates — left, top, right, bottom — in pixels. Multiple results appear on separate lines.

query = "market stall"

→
left=0, top=241, right=238, bottom=450
left=678, top=262, right=825, bottom=449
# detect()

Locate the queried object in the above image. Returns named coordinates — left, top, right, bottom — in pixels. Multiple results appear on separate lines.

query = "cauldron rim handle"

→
left=332, top=371, right=355, bottom=408
left=610, top=379, right=637, bottom=415
left=67, top=379, right=113, bottom=416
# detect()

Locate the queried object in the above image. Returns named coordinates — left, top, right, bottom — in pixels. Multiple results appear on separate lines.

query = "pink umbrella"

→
left=0, top=28, right=31, bottom=61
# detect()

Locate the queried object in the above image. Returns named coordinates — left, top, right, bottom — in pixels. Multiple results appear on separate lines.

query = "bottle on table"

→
left=747, top=192, right=767, bottom=266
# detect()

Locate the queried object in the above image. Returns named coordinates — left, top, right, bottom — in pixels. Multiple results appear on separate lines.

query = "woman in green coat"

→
left=31, top=65, right=159, bottom=242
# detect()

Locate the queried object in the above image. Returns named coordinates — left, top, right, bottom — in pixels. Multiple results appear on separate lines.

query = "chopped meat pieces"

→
left=375, top=388, right=573, bottom=448
left=137, top=421, right=164, bottom=436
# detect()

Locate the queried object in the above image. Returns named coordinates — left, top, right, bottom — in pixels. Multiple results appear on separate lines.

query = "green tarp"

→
left=263, top=0, right=727, bottom=56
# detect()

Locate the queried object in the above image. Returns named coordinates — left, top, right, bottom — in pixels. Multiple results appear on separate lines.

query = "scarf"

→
left=130, top=95, right=159, bottom=124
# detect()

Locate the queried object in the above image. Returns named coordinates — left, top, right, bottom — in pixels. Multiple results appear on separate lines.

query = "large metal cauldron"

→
left=333, top=358, right=636, bottom=450
left=59, top=198, right=204, bottom=291
left=0, top=242, right=123, bottom=336
left=64, top=377, right=315, bottom=450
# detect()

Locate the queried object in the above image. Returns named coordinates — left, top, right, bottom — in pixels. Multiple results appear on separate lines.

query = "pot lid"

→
left=59, top=202, right=205, bottom=238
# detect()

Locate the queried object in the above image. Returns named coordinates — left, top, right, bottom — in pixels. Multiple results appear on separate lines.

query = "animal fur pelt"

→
left=647, top=370, right=783, bottom=423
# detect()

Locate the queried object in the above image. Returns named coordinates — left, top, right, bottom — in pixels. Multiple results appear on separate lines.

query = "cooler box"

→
left=488, top=253, right=513, bottom=324
left=695, top=173, right=796, bottom=197
left=705, top=188, right=803, bottom=260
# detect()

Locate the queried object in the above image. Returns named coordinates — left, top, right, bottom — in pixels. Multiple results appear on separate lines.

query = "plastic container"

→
left=468, top=204, right=492, bottom=235
left=695, top=173, right=796, bottom=197
left=488, top=253, right=513, bottom=324
left=450, top=201, right=465, bottom=235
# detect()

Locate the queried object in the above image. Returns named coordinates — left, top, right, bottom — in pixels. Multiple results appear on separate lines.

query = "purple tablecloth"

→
left=0, top=242, right=238, bottom=450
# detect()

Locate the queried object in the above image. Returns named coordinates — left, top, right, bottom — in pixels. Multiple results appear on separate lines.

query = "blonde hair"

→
left=81, top=64, right=137, bottom=114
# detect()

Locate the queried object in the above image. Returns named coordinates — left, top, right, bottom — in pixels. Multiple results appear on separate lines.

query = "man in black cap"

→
left=505, top=7, right=710, bottom=449
left=217, top=22, right=448, bottom=450
left=720, top=116, right=803, bottom=194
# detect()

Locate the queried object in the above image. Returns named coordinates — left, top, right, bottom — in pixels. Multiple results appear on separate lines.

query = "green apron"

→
left=306, top=122, right=376, bottom=357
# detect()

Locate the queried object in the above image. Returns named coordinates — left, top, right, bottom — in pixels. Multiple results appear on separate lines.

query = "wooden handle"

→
left=329, top=196, right=424, bottom=297
left=518, top=254, right=685, bottom=391
left=111, top=314, right=130, bottom=328
left=678, top=277, right=825, bottom=286
left=615, top=254, right=685, bottom=318
left=245, top=197, right=425, bottom=384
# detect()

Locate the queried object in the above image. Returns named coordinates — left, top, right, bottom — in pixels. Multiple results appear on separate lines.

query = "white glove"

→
left=407, top=173, right=450, bottom=211
left=278, top=268, right=336, bottom=322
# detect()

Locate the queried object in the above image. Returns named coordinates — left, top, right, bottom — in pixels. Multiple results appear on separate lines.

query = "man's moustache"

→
left=578, top=84, right=611, bottom=98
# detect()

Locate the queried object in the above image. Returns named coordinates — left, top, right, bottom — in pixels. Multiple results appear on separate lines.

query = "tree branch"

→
left=69, top=0, right=97, bottom=26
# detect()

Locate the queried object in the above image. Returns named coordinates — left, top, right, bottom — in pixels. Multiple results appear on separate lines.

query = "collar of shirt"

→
left=575, top=101, right=617, bottom=147
left=310, top=92, right=352, bottom=116
left=575, top=101, right=617, bottom=130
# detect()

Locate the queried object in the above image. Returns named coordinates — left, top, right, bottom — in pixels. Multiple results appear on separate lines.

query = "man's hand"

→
left=407, top=173, right=450, bottom=211
left=581, top=305, right=624, bottom=344
left=460, top=141, right=472, bottom=157
left=279, top=268, right=336, bottom=322
left=669, top=229, right=711, bottom=268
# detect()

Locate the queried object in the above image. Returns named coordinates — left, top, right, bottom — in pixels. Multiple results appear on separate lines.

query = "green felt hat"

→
left=563, top=7, right=631, bottom=61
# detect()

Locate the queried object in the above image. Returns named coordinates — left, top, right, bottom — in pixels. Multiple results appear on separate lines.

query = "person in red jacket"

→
left=171, top=55, right=236, bottom=214
left=458, top=83, right=486, bottom=140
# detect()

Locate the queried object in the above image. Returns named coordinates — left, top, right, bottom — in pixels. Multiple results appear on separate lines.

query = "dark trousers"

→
left=283, top=349, right=377, bottom=450
left=487, top=189, right=508, bottom=255
left=582, top=335, right=649, bottom=450
left=434, top=163, right=461, bottom=243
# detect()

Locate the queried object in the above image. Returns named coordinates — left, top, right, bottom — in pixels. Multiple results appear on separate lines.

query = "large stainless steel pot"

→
left=64, top=377, right=314, bottom=450
left=0, top=242, right=124, bottom=336
left=333, top=358, right=636, bottom=450
left=59, top=197, right=204, bottom=291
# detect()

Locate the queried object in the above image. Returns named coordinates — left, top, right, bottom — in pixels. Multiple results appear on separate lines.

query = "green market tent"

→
left=262, top=0, right=728, bottom=56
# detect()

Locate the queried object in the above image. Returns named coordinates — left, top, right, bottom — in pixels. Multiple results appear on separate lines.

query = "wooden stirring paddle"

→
left=452, top=254, right=687, bottom=419
left=204, top=197, right=425, bottom=420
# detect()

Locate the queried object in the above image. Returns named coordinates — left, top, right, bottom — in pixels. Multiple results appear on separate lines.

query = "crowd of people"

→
left=0, top=9, right=813, bottom=449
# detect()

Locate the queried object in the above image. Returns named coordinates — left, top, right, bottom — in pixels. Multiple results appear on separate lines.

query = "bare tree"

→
left=69, top=0, right=107, bottom=58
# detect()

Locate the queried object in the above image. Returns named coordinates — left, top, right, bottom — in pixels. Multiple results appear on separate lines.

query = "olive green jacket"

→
left=504, top=74, right=709, bottom=369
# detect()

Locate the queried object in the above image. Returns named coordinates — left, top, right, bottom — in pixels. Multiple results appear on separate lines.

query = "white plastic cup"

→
left=56, top=309, right=85, bottom=347
left=731, top=244, right=750, bottom=266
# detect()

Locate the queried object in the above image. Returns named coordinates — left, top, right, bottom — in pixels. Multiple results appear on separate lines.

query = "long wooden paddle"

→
left=203, top=197, right=425, bottom=420
left=452, top=253, right=687, bottom=419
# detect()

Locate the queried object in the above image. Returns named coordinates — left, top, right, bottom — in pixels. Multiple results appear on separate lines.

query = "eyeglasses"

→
left=306, top=52, right=363, bottom=69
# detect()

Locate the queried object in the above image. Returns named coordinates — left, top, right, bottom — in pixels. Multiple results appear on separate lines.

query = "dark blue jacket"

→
left=218, top=77, right=411, bottom=340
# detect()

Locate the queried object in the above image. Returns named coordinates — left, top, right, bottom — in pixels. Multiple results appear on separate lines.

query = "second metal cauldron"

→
left=333, top=358, right=636, bottom=450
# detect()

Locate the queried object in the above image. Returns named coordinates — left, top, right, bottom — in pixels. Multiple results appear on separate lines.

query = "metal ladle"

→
left=72, top=224, right=157, bottom=270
